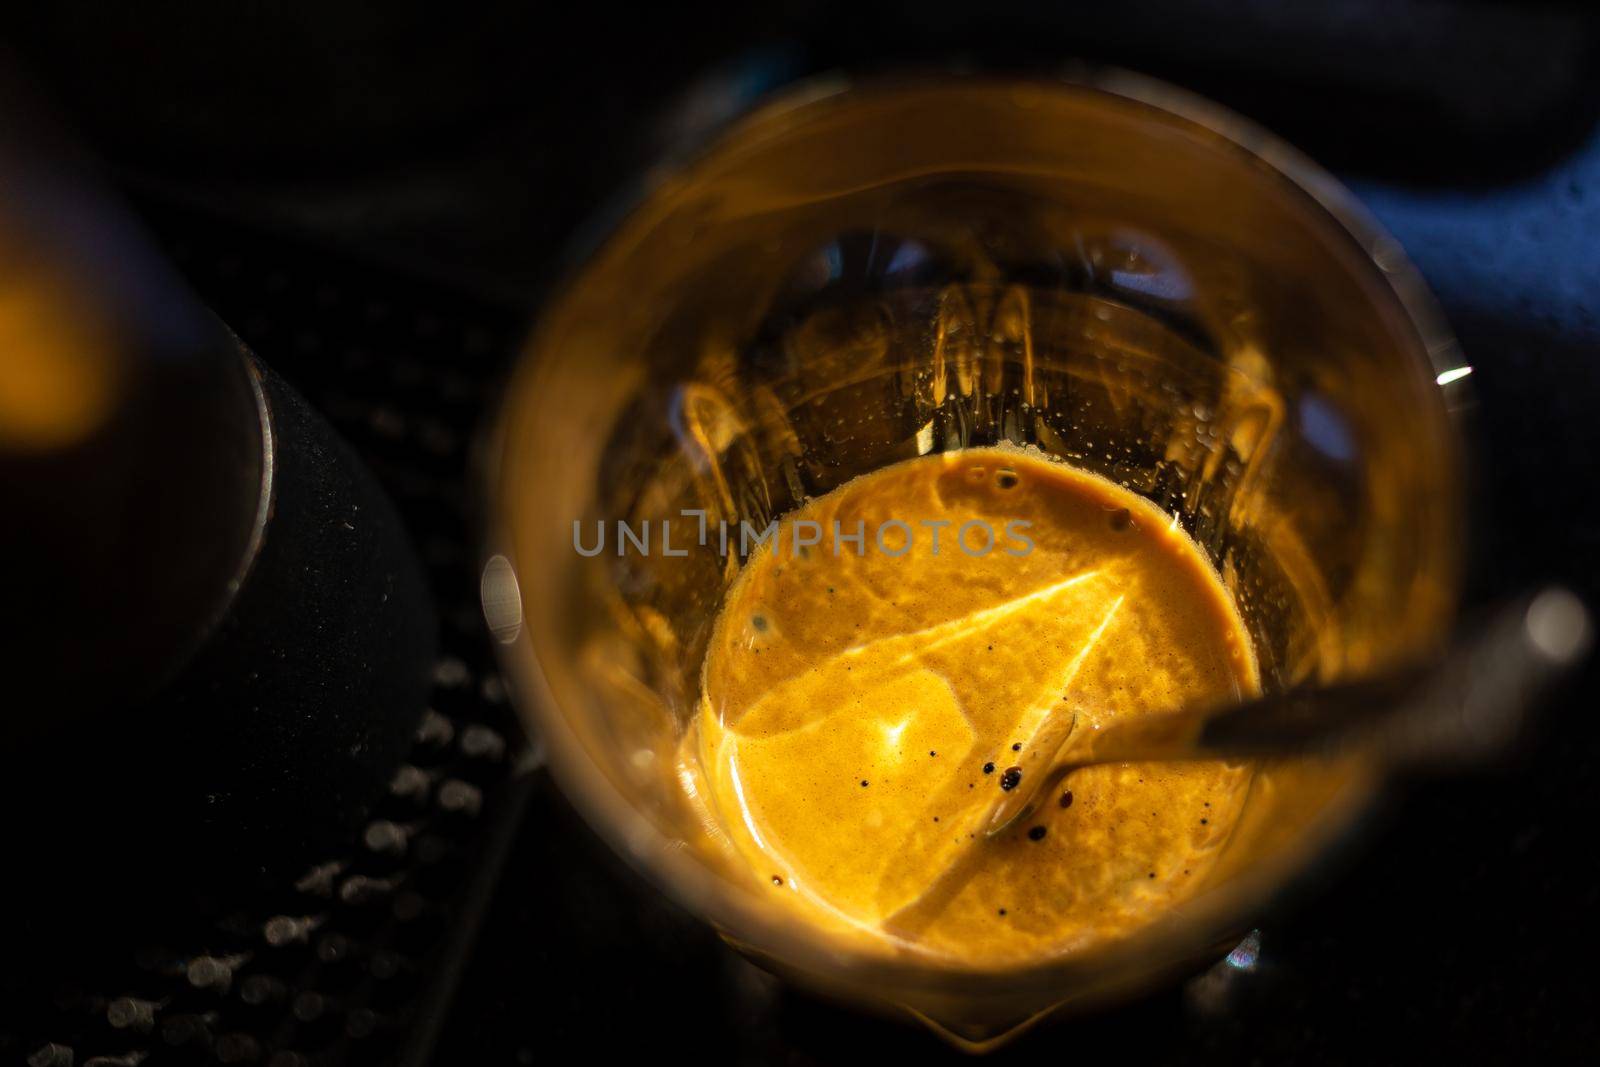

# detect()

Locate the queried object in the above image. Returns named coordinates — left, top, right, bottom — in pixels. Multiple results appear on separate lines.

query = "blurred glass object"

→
left=0, top=64, right=435, bottom=926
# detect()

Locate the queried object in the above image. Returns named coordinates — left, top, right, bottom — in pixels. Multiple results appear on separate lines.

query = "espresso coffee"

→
left=681, top=447, right=1256, bottom=964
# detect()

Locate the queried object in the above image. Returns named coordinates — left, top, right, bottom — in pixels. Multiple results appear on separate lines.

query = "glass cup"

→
left=483, top=71, right=1469, bottom=1048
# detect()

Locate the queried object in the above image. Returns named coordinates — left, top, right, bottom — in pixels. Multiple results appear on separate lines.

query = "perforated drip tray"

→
left=0, top=202, right=534, bottom=1067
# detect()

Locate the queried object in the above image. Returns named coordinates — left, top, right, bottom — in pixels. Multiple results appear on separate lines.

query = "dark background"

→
left=5, top=1, right=1599, bottom=1063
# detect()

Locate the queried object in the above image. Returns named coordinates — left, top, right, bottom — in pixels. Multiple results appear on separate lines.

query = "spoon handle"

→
left=1198, top=586, right=1589, bottom=767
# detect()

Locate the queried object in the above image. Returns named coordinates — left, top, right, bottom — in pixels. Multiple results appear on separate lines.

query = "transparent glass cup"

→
left=484, top=72, right=1469, bottom=1048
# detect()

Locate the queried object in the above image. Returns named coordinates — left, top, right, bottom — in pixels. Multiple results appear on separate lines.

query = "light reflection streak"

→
left=873, top=569, right=1106, bottom=664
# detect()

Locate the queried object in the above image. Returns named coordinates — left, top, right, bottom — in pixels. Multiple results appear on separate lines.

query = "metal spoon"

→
left=884, top=587, right=1590, bottom=936
left=984, top=586, right=1591, bottom=837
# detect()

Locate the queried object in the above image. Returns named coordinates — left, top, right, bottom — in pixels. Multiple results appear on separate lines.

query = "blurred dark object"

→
left=4, top=1, right=548, bottom=173
left=7, top=1, right=1595, bottom=179
left=1, top=203, right=525, bottom=1065
left=0, top=65, right=264, bottom=725
left=4, top=1, right=1597, bottom=300
left=0, top=72, right=436, bottom=946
